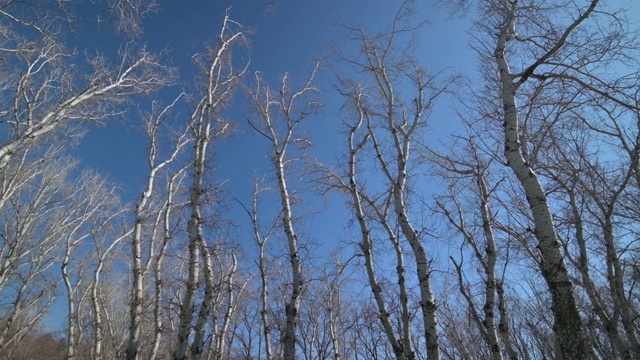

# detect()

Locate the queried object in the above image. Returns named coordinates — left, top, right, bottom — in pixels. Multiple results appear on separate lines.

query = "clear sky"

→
left=69, top=0, right=474, bottom=267
left=74, top=0, right=472, bottom=193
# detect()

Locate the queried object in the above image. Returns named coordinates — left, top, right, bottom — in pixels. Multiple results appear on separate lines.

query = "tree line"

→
left=0, top=0, right=638, bottom=359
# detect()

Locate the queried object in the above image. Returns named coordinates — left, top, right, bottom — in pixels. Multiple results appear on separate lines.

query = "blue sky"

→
left=75, top=1, right=471, bottom=182
left=72, top=1, right=473, bottom=253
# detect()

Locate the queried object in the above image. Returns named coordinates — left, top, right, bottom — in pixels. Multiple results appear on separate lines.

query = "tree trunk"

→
left=276, top=151, right=303, bottom=360
left=494, top=10, right=592, bottom=357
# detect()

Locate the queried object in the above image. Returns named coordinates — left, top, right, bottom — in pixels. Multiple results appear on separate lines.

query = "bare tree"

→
left=0, top=41, right=171, bottom=174
left=531, top=92, right=640, bottom=358
left=437, top=0, right=640, bottom=357
left=331, top=4, right=450, bottom=357
left=89, top=205, right=130, bottom=360
left=237, top=179, right=281, bottom=360
left=149, top=166, right=188, bottom=360
left=0, top=143, right=78, bottom=352
left=60, top=171, right=127, bottom=360
left=321, top=80, right=417, bottom=360
left=98, top=0, right=160, bottom=37
left=173, top=11, right=247, bottom=360
left=0, top=3, right=173, bottom=356
left=126, top=95, right=191, bottom=360
left=246, top=63, right=321, bottom=360
left=433, top=137, right=517, bottom=360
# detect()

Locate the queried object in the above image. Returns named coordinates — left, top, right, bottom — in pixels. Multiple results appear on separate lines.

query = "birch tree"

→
left=149, top=166, right=188, bottom=360
left=332, top=4, right=449, bottom=357
left=530, top=86, right=640, bottom=358
left=88, top=202, right=130, bottom=360
left=173, top=12, right=247, bottom=360
left=0, top=1, right=172, bottom=219
left=246, top=63, right=320, bottom=360
left=237, top=179, right=280, bottom=360
left=433, top=138, right=517, bottom=360
left=492, top=0, right=637, bottom=357
left=0, top=143, right=77, bottom=352
left=0, top=3, right=172, bottom=356
left=60, top=171, right=126, bottom=360
left=126, top=95, right=191, bottom=360
left=0, top=36, right=171, bottom=175
left=442, top=0, right=640, bottom=357
left=321, top=81, right=418, bottom=360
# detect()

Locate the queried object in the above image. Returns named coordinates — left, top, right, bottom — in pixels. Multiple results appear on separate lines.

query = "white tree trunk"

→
left=173, top=136, right=206, bottom=360
left=276, top=151, right=304, bottom=360
left=494, top=4, right=593, bottom=357
left=345, top=120, right=405, bottom=359
left=127, top=100, right=188, bottom=360
left=173, top=13, right=245, bottom=359
left=247, top=66, right=319, bottom=360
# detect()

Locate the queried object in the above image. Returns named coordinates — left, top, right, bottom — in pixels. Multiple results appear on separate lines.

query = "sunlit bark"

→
left=336, top=8, right=447, bottom=355
left=173, top=12, right=246, bottom=360
left=246, top=63, right=320, bottom=360
left=126, top=95, right=190, bottom=360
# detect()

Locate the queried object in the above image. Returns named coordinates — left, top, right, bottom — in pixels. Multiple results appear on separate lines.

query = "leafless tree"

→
left=126, top=95, right=191, bottom=360
left=439, top=0, right=640, bottom=357
left=237, top=179, right=281, bottom=360
left=531, top=88, right=640, bottom=358
left=0, top=38, right=171, bottom=175
left=433, top=137, right=518, bottom=360
left=329, top=4, right=450, bottom=357
left=60, top=171, right=127, bottom=360
left=173, top=11, right=247, bottom=360
left=320, top=80, right=418, bottom=360
left=98, top=0, right=160, bottom=37
left=0, top=3, right=174, bottom=357
left=148, top=166, right=188, bottom=360
left=0, top=143, right=77, bottom=352
left=88, top=204, right=130, bottom=360
left=245, top=63, right=321, bottom=360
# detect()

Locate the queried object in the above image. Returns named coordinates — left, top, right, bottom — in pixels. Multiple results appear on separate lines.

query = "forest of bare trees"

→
left=0, top=0, right=638, bottom=359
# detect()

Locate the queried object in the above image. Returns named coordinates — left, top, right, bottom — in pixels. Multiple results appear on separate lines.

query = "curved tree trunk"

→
left=494, top=3, right=594, bottom=357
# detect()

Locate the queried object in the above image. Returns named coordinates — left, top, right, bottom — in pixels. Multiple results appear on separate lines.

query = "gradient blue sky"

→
left=75, top=0, right=472, bottom=195
left=68, top=1, right=474, bottom=268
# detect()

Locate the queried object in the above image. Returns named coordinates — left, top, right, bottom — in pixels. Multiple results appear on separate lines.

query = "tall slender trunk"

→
left=127, top=155, right=166, bottom=360
left=173, top=13, right=244, bottom=358
left=191, top=242, right=214, bottom=360
left=92, top=260, right=104, bottom=360
left=496, top=282, right=517, bottom=360
left=248, top=66, right=318, bottom=360
left=388, top=228, right=414, bottom=360
left=345, top=112, right=406, bottom=359
left=367, top=194, right=416, bottom=360
left=150, top=169, right=183, bottom=360
left=603, top=215, right=640, bottom=358
left=327, top=274, right=341, bottom=360
left=566, top=189, right=630, bottom=358
left=369, top=112, right=440, bottom=359
left=258, top=238, right=272, bottom=360
left=477, top=170, right=504, bottom=360
left=213, top=252, right=239, bottom=359
left=62, top=246, right=77, bottom=360
left=494, top=6, right=592, bottom=357
left=275, top=150, right=303, bottom=360
left=174, top=133, right=207, bottom=360
left=127, top=208, right=144, bottom=360
left=173, top=210, right=200, bottom=360
left=127, top=96, right=189, bottom=360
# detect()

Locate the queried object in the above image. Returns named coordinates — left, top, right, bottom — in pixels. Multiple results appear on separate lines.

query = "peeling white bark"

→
left=173, top=13, right=245, bottom=360
left=247, top=65, right=319, bottom=360
left=493, top=2, right=595, bottom=357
